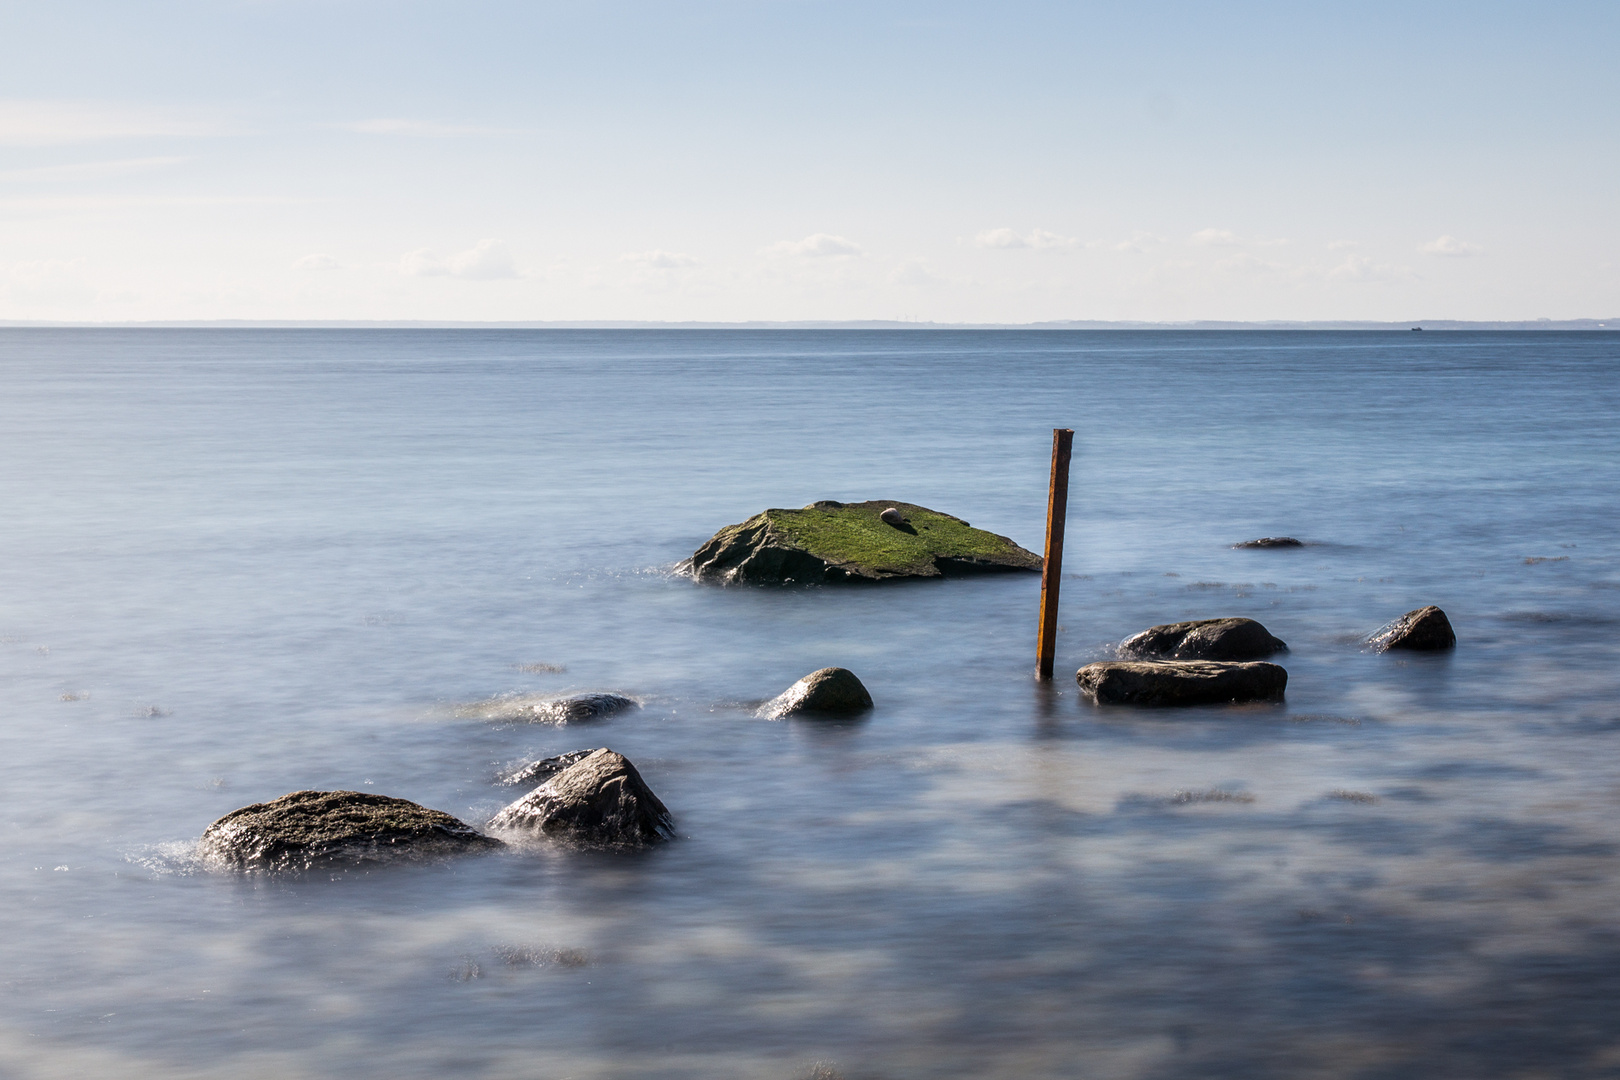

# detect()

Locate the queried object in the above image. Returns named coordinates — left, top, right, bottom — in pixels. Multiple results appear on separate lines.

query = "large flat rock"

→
left=200, top=790, right=502, bottom=871
left=1077, top=660, right=1288, bottom=706
left=683, top=500, right=1042, bottom=584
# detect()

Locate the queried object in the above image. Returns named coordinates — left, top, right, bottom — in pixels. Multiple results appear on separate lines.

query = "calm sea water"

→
left=1, top=328, right=1618, bottom=1079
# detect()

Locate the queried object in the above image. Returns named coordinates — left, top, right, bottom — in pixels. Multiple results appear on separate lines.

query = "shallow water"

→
left=1, top=328, right=1618, bottom=1079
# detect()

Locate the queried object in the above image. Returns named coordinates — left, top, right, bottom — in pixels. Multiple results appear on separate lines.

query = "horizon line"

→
left=0, top=318, right=1615, bottom=331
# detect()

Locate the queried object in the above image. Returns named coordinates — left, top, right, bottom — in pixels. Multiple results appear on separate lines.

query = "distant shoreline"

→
left=0, top=318, right=1615, bottom=331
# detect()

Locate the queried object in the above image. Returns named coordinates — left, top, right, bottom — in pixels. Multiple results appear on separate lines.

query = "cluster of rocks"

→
left=199, top=668, right=874, bottom=870
left=197, top=500, right=1460, bottom=868
left=1076, top=606, right=1456, bottom=706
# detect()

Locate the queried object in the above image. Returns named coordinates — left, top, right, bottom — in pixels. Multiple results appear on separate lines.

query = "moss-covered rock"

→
left=683, top=500, right=1042, bottom=583
left=199, top=790, right=502, bottom=871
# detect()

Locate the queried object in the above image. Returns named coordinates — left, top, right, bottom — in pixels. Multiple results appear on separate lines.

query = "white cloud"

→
left=888, top=258, right=948, bottom=287
left=622, top=250, right=698, bottom=269
left=975, top=227, right=1078, bottom=250
left=0, top=156, right=185, bottom=182
left=766, top=233, right=863, bottom=258
left=338, top=118, right=520, bottom=137
left=1327, top=240, right=1359, bottom=251
left=1114, top=232, right=1167, bottom=253
left=1190, top=228, right=1288, bottom=248
left=1190, top=228, right=1242, bottom=247
left=1326, top=254, right=1415, bottom=282
left=0, top=100, right=223, bottom=145
left=1420, top=234, right=1483, bottom=257
left=1214, top=252, right=1285, bottom=274
left=401, top=239, right=519, bottom=280
left=293, top=253, right=342, bottom=271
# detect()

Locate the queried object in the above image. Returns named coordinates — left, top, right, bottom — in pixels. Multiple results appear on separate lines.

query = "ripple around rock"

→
left=1119, top=617, right=1288, bottom=661
left=199, top=790, right=502, bottom=871
left=461, top=692, right=639, bottom=725
left=1077, top=660, right=1288, bottom=706
left=490, top=748, right=673, bottom=847
left=1367, top=605, right=1456, bottom=651
left=758, top=667, right=873, bottom=718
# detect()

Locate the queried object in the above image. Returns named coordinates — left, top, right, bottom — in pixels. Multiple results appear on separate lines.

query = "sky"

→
left=0, top=0, right=1616, bottom=324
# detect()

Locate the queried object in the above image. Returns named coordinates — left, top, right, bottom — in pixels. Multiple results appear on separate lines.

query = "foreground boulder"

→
left=759, top=667, right=873, bottom=718
left=1234, top=536, right=1304, bottom=548
left=1367, top=605, right=1456, bottom=651
left=1077, top=660, right=1287, bottom=706
left=200, top=790, right=502, bottom=871
left=683, top=500, right=1042, bottom=583
left=490, top=748, right=672, bottom=846
left=1120, top=617, right=1287, bottom=661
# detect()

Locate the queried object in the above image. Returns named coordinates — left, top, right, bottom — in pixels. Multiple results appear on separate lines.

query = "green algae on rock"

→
left=683, top=500, right=1042, bottom=583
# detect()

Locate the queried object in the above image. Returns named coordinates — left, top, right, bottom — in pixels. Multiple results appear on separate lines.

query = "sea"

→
left=1, top=328, right=1617, bottom=1080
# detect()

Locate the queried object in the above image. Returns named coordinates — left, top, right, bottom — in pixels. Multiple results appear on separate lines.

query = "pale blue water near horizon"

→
left=2, top=328, right=1619, bottom=1079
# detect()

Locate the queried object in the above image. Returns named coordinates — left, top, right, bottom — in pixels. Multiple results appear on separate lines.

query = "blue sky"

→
left=1, top=0, right=1615, bottom=322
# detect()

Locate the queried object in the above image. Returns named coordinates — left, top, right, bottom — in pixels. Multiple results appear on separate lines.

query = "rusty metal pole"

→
left=1036, top=428, right=1074, bottom=680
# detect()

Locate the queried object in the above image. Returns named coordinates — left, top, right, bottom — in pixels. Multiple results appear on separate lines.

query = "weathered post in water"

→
left=1036, top=428, right=1074, bottom=680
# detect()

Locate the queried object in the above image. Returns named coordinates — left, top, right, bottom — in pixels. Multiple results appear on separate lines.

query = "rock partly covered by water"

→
left=1234, top=536, right=1304, bottom=548
left=501, top=748, right=600, bottom=786
left=200, top=790, right=502, bottom=871
left=759, top=667, right=873, bottom=718
left=1077, top=660, right=1288, bottom=706
left=1367, top=605, right=1456, bottom=651
left=490, top=748, right=673, bottom=846
left=460, top=692, right=639, bottom=725
left=683, top=500, right=1042, bottom=583
left=533, top=693, right=639, bottom=724
left=1119, top=617, right=1288, bottom=661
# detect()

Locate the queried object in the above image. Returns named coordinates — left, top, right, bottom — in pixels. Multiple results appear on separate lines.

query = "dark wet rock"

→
left=200, top=790, right=501, bottom=871
left=1119, top=617, right=1288, bottom=661
left=501, top=748, right=601, bottom=786
left=759, top=667, right=873, bottom=718
left=1368, top=605, right=1456, bottom=651
left=1235, top=536, right=1304, bottom=548
left=682, top=500, right=1041, bottom=583
left=1077, top=660, right=1288, bottom=706
left=489, top=748, right=672, bottom=846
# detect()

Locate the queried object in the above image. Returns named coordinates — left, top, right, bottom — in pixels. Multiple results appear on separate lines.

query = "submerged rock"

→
left=1235, top=537, right=1304, bottom=548
left=461, top=692, right=639, bottom=725
left=490, top=748, right=672, bottom=846
left=200, top=790, right=501, bottom=871
left=1119, top=617, right=1288, bottom=661
left=1077, top=660, right=1288, bottom=706
left=759, top=667, right=873, bottom=718
left=533, top=693, right=639, bottom=724
left=682, top=500, right=1041, bottom=583
left=501, top=748, right=601, bottom=786
left=1367, top=605, right=1456, bottom=651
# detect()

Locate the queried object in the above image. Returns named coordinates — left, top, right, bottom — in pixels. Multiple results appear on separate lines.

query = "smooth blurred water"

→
left=1, top=328, right=1618, bottom=1080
